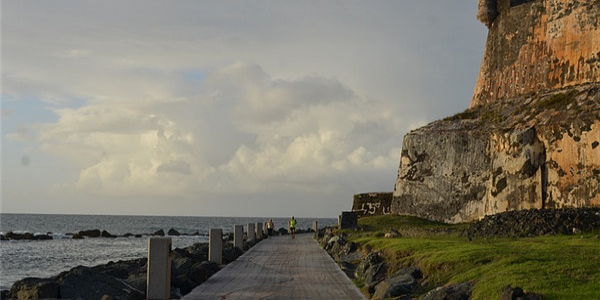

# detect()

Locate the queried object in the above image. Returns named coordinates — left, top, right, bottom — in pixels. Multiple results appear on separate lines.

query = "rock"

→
left=101, top=230, right=117, bottom=238
left=354, top=253, right=388, bottom=292
left=153, top=229, right=165, bottom=236
left=372, top=268, right=422, bottom=300
left=9, top=278, right=60, bottom=299
left=78, top=229, right=101, bottom=238
left=168, top=228, right=181, bottom=236
left=384, top=229, right=401, bottom=238
left=422, top=281, right=474, bottom=300
left=57, top=266, right=144, bottom=300
left=466, top=208, right=600, bottom=238
left=3, top=232, right=53, bottom=241
left=500, top=285, right=542, bottom=300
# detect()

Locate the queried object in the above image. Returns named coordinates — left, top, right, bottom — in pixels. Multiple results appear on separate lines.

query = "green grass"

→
left=343, top=215, right=600, bottom=299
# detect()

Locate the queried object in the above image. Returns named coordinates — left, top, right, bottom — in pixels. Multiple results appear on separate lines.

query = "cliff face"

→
left=392, top=85, right=600, bottom=223
left=472, top=0, right=600, bottom=107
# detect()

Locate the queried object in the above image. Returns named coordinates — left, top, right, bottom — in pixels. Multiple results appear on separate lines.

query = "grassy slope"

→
left=344, top=215, right=600, bottom=299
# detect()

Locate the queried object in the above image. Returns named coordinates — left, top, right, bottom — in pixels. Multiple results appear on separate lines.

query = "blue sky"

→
left=1, top=1, right=487, bottom=217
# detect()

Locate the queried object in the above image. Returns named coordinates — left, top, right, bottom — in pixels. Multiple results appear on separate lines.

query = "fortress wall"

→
left=471, top=0, right=600, bottom=107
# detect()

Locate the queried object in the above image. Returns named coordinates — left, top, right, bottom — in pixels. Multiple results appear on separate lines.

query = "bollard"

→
left=147, top=237, right=171, bottom=300
left=209, top=228, right=223, bottom=264
left=312, top=220, right=318, bottom=232
left=247, top=223, right=256, bottom=242
left=234, top=225, right=244, bottom=250
left=256, top=222, right=263, bottom=240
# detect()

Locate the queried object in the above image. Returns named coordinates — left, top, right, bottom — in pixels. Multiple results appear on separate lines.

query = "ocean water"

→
left=0, top=213, right=336, bottom=291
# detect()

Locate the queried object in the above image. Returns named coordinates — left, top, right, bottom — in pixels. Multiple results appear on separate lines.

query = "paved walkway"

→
left=183, top=233, right=367, bottom=300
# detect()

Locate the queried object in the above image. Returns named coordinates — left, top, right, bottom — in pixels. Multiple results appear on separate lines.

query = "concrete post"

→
left=312, top=221, right=318, bottom=232
left=147, top=237, right=171, bottom=300
left=247, top=223, right=256, bottom=242
left=234, top=225, right=244, bottom=250
left=256, top=222, right=263, bottom=240
left=209, top=228, right=222, bottom=264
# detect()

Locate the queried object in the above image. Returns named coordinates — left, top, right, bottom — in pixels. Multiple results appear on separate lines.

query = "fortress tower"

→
left=472, top=0, right=600, bottom=107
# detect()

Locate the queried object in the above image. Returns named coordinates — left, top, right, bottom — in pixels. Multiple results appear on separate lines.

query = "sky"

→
left=1, top=1, right=487, bottom=218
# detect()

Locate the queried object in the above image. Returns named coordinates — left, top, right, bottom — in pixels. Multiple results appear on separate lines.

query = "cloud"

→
left=25, top=62, right=403, bottom=200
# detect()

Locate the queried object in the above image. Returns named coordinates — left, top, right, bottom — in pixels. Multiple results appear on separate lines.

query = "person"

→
left=266, top=219, right=275, bottom=238
left=289, top=216, right=297, bottom=239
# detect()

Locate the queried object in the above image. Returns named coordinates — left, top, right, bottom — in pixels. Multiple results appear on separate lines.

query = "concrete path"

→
left=183, top=233, right=367, bottom=300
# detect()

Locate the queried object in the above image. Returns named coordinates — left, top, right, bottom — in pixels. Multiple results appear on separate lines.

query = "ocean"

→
left=0, top=213, right=336, bottom=291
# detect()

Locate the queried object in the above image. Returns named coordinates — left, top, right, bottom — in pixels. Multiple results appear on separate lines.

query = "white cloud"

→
left=21, top=62, right=402, bottom=201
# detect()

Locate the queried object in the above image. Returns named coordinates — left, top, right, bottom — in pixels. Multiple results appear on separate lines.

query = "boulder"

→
left=500, top=285, right=542, bottom=300
left=153, top=229, right=165, bottom=236
left=101, top=230, right=117, bottom=238
left=9, top=278, right=60, bottom=299
left=354, top=253, right=388, bottom=292
left=78, top=229, right=101, bottom=238
left=422, top=281, right=474, bottom=300
left=372, top=267, right=422, bottom=300
left=168, top=228, right=181, bottom=236
left=57, top=266, right=144, bottom=300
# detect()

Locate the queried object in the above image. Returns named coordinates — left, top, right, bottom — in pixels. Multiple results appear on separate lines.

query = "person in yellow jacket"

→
left=266, top=219, right=275, bottom=238
left=289, top=216, right=297, bottom=239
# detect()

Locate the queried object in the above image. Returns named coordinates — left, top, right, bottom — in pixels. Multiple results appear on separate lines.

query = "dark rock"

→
left=3, top=232, right=53, bottom=241
left=72, top=233, right=84, bottom=239
left=123, top=233, right=134, bottom=237
left=340, top=261, right=357, bottom=279
left=372, top=267, right=422, bottom=300
left=9, top=278, right=60, bottom=299
left=57, top=266, right=144, bottom=300
left=222, top=245, right=244, bottom=264
left=466, top=208, right=600, bottom=238
left=372, top=273, right=418, bottom=300
left=153, top=229, right=165, bottom=236
left=78, top=229, right=101, bottom=238
left=422, top=281, right=474, bottom=300
left=355, top=253, right=388, bottom=293
left=277, top=228, right=288, bottom=235
left=168, top=228, right=181, bottom=236
left=101, top=230, right=117, bottom=238
left=500, top=285, right=542, bottom=300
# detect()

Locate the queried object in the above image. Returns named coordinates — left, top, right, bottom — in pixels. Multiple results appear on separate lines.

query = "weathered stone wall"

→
left=352, top=192, right=392, bottom=217
left=392, top=85, right=600, bottom=223
left=471, top=0, right=600, bottom=107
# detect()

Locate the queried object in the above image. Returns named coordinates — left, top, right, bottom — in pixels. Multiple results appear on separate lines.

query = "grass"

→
left=342, top=215, right=600, bottom=299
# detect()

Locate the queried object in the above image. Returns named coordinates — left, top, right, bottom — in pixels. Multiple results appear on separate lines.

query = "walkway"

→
left=183, top=233, right=367, bottom=300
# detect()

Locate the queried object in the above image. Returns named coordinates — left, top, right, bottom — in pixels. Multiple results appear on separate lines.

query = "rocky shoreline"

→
left=316, top=208, right=600, bottom=299
left=1, top=240, right=251, bottom=300
left=0, top=227, right=201, bottom=241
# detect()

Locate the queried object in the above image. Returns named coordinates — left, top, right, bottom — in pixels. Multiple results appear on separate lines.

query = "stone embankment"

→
left=465, top=207, right=600, bottom=238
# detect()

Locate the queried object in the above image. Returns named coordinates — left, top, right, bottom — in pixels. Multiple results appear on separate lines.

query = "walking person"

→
left=266, top=219, right=275, bottom=238
left=289, top=216, right=297, bottom=239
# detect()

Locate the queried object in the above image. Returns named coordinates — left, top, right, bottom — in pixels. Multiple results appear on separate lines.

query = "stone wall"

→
left=471, top=0, right=600, bottom=107
left=352, top=192, right=392, bottom=217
